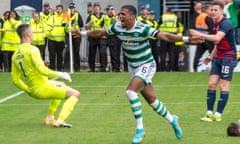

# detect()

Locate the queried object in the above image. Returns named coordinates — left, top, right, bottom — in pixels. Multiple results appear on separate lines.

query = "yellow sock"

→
left=58, top=96, right=79, bottom=121
left=47, top=99, right=61, bottom=118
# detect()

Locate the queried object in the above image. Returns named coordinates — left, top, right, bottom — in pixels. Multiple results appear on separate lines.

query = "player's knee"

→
left=74, top=90, right=80, bottom=98
left=67, top=88, right=80, bottom=98
left=126, top=89, right=137, bottom=99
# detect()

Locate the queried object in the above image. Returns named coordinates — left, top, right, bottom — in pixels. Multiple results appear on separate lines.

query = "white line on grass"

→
left=2, top=101, right=240, bottom=106
left=2, top=83, right=240, bottom=104
left=0, top=91, right=24, bottom=104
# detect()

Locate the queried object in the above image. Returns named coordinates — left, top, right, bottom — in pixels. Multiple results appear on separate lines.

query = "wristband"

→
left=182, top=36, right=189, bottom=43
left=80, top=31, right=87, bottom=36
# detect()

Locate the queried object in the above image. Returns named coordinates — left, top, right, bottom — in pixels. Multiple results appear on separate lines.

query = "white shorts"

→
left=128, top=61, right=156, bottom=84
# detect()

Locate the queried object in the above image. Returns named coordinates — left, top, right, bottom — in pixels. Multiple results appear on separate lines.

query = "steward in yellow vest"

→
left=159, top=8, right=179, bottom=71
left=1, top=11, right=21, bottom=72
left=146, top=10, right=160, bottom=71
left=64, top=2, right=84, bottom=72
left=85, top=2, right=105, bottom=72
left=40, top=2, right=52, bottom=24
left=175, top=21, right=185, bottom=71
left=137, top=6, right=148, bottom=24
left=102, top=5, right=121, bottom=72
left=159, top=10, right=178, bottom=33
left=30, top=12, right=47, bottom=60
left=0, top=10, right=10, bottom=72
left=46, top=4, right=66, bottom=71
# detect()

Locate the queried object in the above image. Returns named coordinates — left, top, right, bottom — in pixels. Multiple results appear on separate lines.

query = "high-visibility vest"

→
left=146, top=19, right=158, bottom=40
left=160, top=13, right=178, bottom=33
left=90, top=14, right=104, bottom=30
left=1, top=18, right=21, bottom=51
left=46, top=12, right=65, bottom=42
left=103, top=15, right=116, bottom=28
left=65, top=12, right=80, bottom=33
left=195, top=12, right=209, bottom=33
left=175, top=22, right=185, bottom=46
left=30, top=19, right=46, bottom=45
left=40, top=12, right=52, bottom=23
left=137, top=16, right=148, bottom=24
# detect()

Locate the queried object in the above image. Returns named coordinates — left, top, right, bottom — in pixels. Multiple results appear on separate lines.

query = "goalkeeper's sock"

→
left=58, top=96, right=79, bottom=121
left=126, top=90, right=143, bottom=129
left=150, top=99, right=173, bottom=123
left=47, top=99, right=61, bottom=118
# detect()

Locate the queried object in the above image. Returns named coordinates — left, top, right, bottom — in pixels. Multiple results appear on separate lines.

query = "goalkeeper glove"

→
left=58, top=72, right=72, bottom=82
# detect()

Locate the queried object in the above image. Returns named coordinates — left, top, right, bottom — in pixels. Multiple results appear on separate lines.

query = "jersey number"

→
left=141, top=66, right=147, bottom=73
left=19, top=62, right=27, bottom=77
left=221, top=66, right=230, bottom=74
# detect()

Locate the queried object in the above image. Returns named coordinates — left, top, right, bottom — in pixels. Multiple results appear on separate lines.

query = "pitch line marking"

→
left=0, top=91, right=24, bottom=104
left=1, top=83, right=240, bottom=104
left=2, top=101, right=240, bottom=106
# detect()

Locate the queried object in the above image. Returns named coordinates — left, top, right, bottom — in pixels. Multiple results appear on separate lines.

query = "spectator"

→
left=223, top=0, right=240, bottom=44
left=189, top=0, right=202, bottom=29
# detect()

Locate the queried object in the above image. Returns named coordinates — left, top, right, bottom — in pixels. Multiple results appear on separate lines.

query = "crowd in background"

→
left=0, top=0, right=240, bottom=72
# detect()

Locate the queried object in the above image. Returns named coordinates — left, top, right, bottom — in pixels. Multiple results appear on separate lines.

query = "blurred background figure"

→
left=85, top=2, right=105, bottom=72
left=1, top=10, right=21, bottom=72
left=146, top=10, right=160, bottom=71
left=64, top=2, right=84, bottom=72
left=137, top=5, right=148, bottom=24
left=30, top=12, right=47, bottom=60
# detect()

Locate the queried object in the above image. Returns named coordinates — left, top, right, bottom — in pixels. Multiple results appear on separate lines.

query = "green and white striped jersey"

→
left=106, top=21, right=159, bottom=68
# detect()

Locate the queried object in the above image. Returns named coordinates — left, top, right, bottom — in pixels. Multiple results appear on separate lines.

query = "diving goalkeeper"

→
left=11, top=24, right=80, bottom=128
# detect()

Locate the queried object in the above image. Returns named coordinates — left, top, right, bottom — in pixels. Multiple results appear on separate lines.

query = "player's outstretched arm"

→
left=72, top=29, right=108, bottom=39
left=156, top=31, right=204, bottom=44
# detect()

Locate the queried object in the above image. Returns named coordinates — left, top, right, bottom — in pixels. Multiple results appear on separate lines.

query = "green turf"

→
left=1, top=72, right=240, bottom=144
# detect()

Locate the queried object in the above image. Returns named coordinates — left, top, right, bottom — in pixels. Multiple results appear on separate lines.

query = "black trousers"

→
left=88, top=37, right=106, bottom=72
left=2, top=51, right=13, bottom=72
left=160, top=40, right=178, bottom=71
left=48, top=39, right=65, bottom=71
left=149, top=39, right=160, bottom=72
left=64, top=34, right=81, bottom=71
left=35, top=44, right=46, bottom=60
left=100, top=35, right=121, bottom=72
left=193, top=41, right=214, bottom=71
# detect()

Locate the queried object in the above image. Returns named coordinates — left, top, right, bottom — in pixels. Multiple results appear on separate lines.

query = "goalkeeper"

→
left=11, top=24, right=80, bottom=128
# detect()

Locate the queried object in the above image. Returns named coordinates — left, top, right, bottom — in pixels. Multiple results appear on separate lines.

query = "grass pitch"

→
left=0, top=72, right=240, bottom=144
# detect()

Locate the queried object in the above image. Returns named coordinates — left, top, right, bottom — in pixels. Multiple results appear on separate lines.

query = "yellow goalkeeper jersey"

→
left=11, top=43, right=58, bottom=92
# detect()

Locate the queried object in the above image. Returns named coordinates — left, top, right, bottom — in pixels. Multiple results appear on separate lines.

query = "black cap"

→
left=87, top=2, right=92, bottom=7
left=69, top=2, right=75, bottom=8
left=105, top=5, right=114, bottom=11
left=93, top=2, right=100, bottom=7
left=149, top=10, right=155, bottom=15
left=43, top=2, right=50, bottom=6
